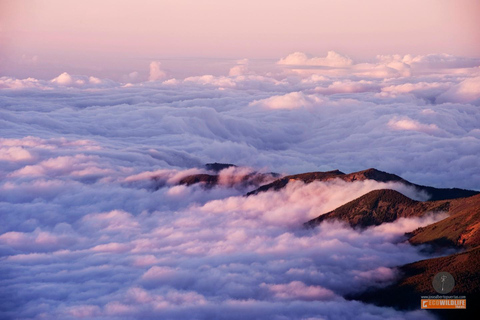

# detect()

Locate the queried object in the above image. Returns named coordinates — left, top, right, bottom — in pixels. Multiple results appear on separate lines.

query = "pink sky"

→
left=1, top=0, right=479, bottom=79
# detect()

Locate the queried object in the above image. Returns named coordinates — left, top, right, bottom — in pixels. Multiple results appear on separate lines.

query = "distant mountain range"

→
left=248, top=168, right=478, bottom=319
left=245, top=168, right=478, bottom=201
left=178, top=166, right=478, bottom=201
left=178, top=165, right=480, bottom=318
left=348, top=193, right=480, bottom=319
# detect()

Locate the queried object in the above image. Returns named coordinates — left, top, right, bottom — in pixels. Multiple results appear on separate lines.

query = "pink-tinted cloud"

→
left=148, top=61, right=167, bottom=82
left=278, top=51, right=353, bottom=67
left=436, top=76, right=480, bottom=104
left=249, top=92, right=325, bottom=109
left=388, top=117, right=440, bottom=135
left=262, top=281, right=337, bottom=301
left=1, top=50, right=478, bottom=320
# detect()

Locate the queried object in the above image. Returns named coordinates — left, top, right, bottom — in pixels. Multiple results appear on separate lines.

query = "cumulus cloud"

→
left=261, top=281, right=337, bottom=301
left=436, top=76, right=480, bottom=104
left=0, top=146, right=34, bottom=162
left=387, top=117, right=440, bottom=134
left=278, top=52, right=480, bottom=79
left=249, top=92, right=325, bottom=109
left=149, top=61, right=167, bottom=81
left=121, top=71, right=140, bottom=83
left=51, top=72, right=74, bottom=85
left=381, top=81, right=449, bottom=97
left=404, top=53, right=480, bottom=70
left=229, top=59, right=250, bottom=76
left=182, top=74, right=237, bottom=88
left=0, top=76, right=44, bottom=89
left=8, top=154, right=111, bottom=178
left=314, top=80, right=379, bottom=94
left=278, top=51, right=353, bottom=67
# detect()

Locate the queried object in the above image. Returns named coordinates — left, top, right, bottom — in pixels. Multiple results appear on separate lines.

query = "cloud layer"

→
left=0, top=170, right=442, bottom=319
left=1, top=51, right=479, bottom=319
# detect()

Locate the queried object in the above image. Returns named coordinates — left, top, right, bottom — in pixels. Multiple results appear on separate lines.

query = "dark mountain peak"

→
left=176, top=163, right=236, bottom=188
left=246, top=167, right=478, bottom=201
left=304, top=189, right=446, bottom=229
left=329, top=169, right=345, bottom=175
left=287, top=170, right=346, bottom=182
left=245, top=170, right=345, bottom=196
left=176, top=165, right=277, bottom=190
left=205, top=162, right=237, bottom=172
left=343, top=168, right=406, bottom=183
left=247, top=168, right=406, bottom=197
left=178, top=174, right=218, bottom=187
left=361, top=188, right=412, bottom=200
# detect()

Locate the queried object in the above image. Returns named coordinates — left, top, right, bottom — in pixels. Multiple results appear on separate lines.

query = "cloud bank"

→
left=1, top=51, right=479, bottom=319
left=0, top=169, right=441, bottom=319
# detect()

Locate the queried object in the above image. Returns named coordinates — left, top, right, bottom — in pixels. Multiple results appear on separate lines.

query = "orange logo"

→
left=421, top=299, right=466, bottom=309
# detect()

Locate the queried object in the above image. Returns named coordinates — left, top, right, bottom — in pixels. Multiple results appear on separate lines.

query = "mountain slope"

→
left=408, top=194, right=480, bottom=250
left=245, top=170, right=345, bottom=196
left=345, top=195, right=480, bottom=319
left=304, top=189, right=450, bottom=229
left=246, top=168, right=478, bottom=201
left=350, top=247, right=480, bottom=319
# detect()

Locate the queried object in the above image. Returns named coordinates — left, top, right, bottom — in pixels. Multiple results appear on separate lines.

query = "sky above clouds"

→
left=1, top=0, right=480, bottom=79
left=1, top=1, right=480, bottom=319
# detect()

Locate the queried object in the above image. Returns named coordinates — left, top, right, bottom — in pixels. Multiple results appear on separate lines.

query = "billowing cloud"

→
left=0, top=51, right=478, bottom=319
left=0, top=76, right=44, bottom=89
left=51, top=72, right=74, bottom=85
left=249, top=92, right=325, bottom=109
left=229, top=59, right=250, bottom=76
left=278, top=52, right=480, bottom=79
left=404, top=53, right=480, bottom=70
left=278, top=51, right=353, bottom=67
left=436, top=76, right=480, bottom=104
left=149, top=61, right=167, bottom=81
left=0, top=173, right=441, bottom=319
left=387, top=117, right=440, bottom=135
left=0, top=146, right=34, bottom=162
left=261, top=281, right=337, bottom=301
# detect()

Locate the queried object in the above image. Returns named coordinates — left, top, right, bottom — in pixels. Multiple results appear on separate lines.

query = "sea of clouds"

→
left=1, top=51, right=479, bottom=319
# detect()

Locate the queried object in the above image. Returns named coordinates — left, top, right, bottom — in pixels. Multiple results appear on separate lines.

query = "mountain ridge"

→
left=304, top=189, right=451, bottom=229
left=245, top=168, right=478, bottom=201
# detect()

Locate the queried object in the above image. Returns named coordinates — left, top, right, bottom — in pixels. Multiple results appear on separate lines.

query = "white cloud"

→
left=388, top=117, right=440, bottom=134
left=315, top=80, right=379, bottom=94
left=0, top=146, right=34, bottom=162
left=0, top=77, right=44, bottom=89
left=183, top=74, right=237, bottom=87
left=278, top=52, right=480, bottom=79
left=262, top=281, right=337, bottom=301
left=278, top=51, right=353, bottom=67
left=249, top=92, right=325, bottom=109
left=229, top=59, right=250, bottom=76
left=436, top=76, right=480, bottom=104
left=149, top=61, right=167, bottom=81
left=381, top=82, right=448, bottom=94
left=51, top=72, right=73, bottom=85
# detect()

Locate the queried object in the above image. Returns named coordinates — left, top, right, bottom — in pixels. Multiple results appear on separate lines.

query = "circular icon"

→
left=432, top=272, right=455, bottom=294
